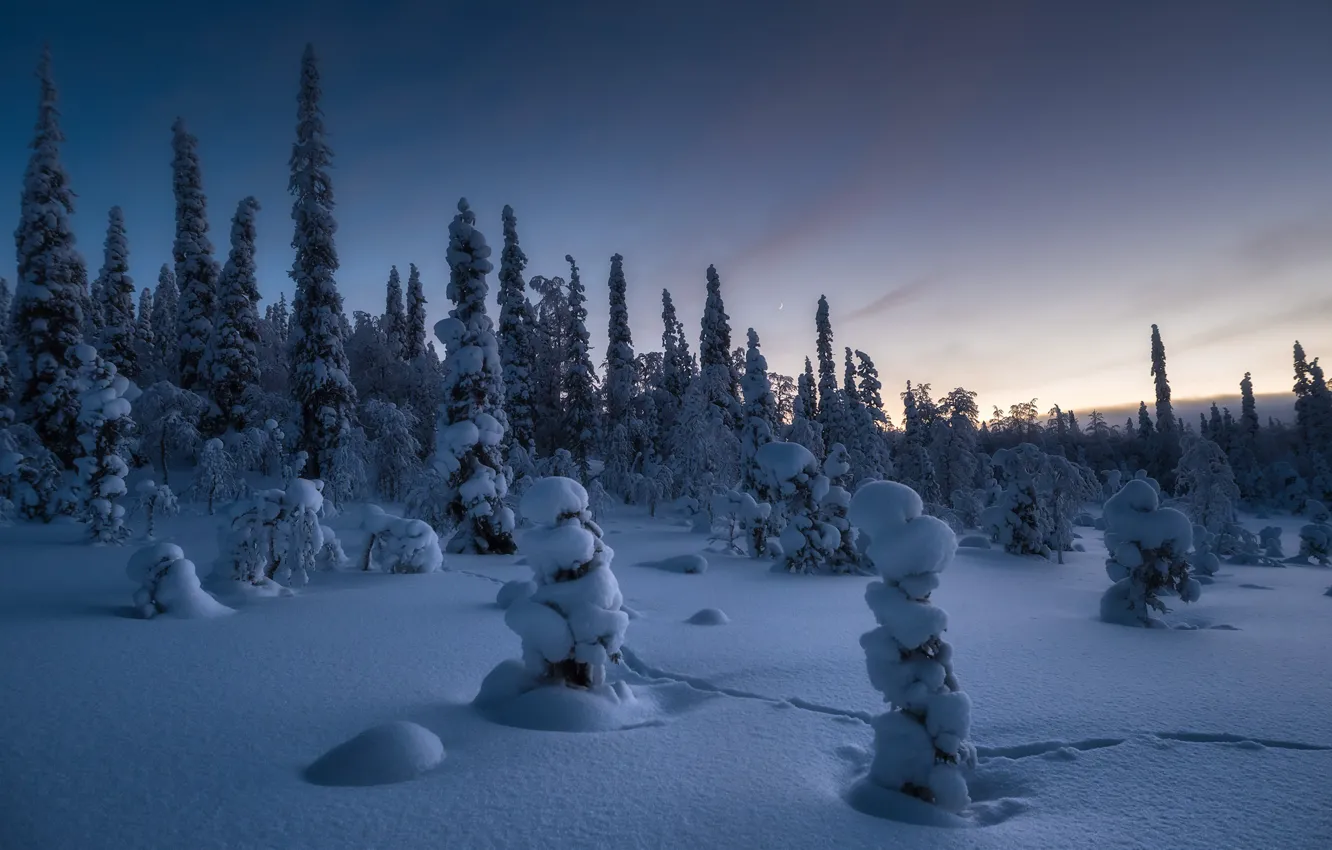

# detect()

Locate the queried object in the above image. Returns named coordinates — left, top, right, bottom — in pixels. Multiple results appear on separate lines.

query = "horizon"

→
left=3, top=1, right=1330, bottom=420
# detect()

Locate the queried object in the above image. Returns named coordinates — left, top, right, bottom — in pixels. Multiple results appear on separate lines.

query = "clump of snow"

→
left=686, top=608, right=729, bottom=626
left=848, top=480, right=974, bottom=815
left=475, top=660, right=651, bottom=733
left=304, top=721, right=444, bottom=787
left=638, top=553, right=709, bottom=574
left=1101, top=479, right=1199, bottom=627
left=487, top=477, right=627, bottom=706
left=496, top=579, right=536, bottom=609
left=361, top=505, right=443, bottom=574
left=127, top=542, right=232, bottom=619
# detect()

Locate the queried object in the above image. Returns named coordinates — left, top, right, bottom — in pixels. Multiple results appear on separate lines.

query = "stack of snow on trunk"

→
left=1100, top=478, right=1201, bottom=627
left=849, top=480, right=975, bottom=815
left=478, top=476, right=631, bottom=729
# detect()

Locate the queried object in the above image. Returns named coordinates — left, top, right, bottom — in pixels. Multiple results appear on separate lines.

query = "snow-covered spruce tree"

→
left=362, top=399, right=422, bottom=502
left=134, top=381, right=205, bottom=485
left=699, top=265, right=740, bottom=431
left=898, top=382, right=942, bottom=506
left=934, top=388, right=981, bottom=519
left=849, top=350, right=894, bottom=481
left=786, top=357, right=826, bottom=460
left=1173, top=433, right=1240, bottom=536
left=188, top=437, right=244, bottom=515
left=382, top=265, right=406, bottom=360
left=653, top=287, right=694, bottom=451
left=0, top=278, right=11, bottom=407
left=361, top=504, right=443, bottom=573
left=1101, top=478, right=1199, bottom=626
left=204, top=196, right=262, bottom=433
left=1149, top=323, right=1180, bottom=485
left=150, top=265, right=179, bottom=383
left=758, top=441, right=837, bottom=573
left=821, top=442, right=865, bottom=572
left=739, top=328, right=779, bottom=556
left=503, top=476, right=627, bottom=688
left=85, top=249, right=105, bottom=341
left=432, top=198, right=517, bottom=555
left=497, top=205, right=537, bottom=456
left=849, top=480, right=974, bottom=813
left=980, top=443, right=1047, bottom=556
left=171, top=118, right=221, bottom=394
left=132, top=479, right=179, bottom=540
left=134, top=288, right=155, bottom=381
left=287, top=44, right=359, bottom=484
left=603, top=253, right=638, bottom=497
left=1039, top=454, right=1098, bottom=563
left=216, top=479, right=332, bottom=590
left=670, top=376, right=740, bottom=508
left=562, top=254, right=598, bottom=481
left=71, top=345, right=134, bottom=543
left=95, top=207, right=139, bottom=381
left=403, top=262, right=427, bottom=361
left=0, top=413, right=62, bottom=522
left=128, top=542, right=231, bottom=619
left=12, top=48, right=86, bottom=464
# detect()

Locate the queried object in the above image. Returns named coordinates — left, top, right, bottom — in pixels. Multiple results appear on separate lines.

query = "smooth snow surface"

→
left=304, top=721, right=444, bottom=787
left=639, top=553, right=709, bottom=574
left=1, top=506, right=1330, bottom=849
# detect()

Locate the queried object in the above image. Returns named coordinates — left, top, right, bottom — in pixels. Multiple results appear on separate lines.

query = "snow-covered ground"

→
left=1, top=505, right=1329, bottom=849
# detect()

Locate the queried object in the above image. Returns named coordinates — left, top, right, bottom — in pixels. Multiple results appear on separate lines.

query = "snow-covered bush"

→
left=133, top=480, right=178, bottom=539
left=188, top=438, right=245, bottom=515
left=849, top=481, right=974, bottom=813
left=1173, top=435, right=1240, bottom=534
left=127, top=542, right=231, bottom=619
left=980, top=444, right=1047, bottom=557
left=708, top=488, right=767, bottom=556
left=215, top=479, right=330, bottom=590
left=504, top=477, right=627, bottom=688
left=133, top=381, right=206, bottom=486
left=1101, top=479, right=1200, bottom=627
left=1294, top=521, right=1332, bottom=566
left=758, top=441, right=836, bottom=573
left=1306, top=499, right=1331, bottom=524
left=361, top=505, right=443, bottom=574
left=821, top=443, right=864, bottom=573
left=1260, top=526, right=1284, bottom=560
left=0, top=419, right=61, bottom=522
left=71, top=345, right=134, bottom=543
left=362, top=400, right=422, bottom=502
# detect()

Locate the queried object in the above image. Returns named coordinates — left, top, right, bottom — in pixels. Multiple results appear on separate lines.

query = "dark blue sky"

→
left=3, top=0, right=1331, bottom=417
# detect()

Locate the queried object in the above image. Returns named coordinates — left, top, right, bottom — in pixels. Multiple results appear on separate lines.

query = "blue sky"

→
left=2, top=0, right=1330, bottom=421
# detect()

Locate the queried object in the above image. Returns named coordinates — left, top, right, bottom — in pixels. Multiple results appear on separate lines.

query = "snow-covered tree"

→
left=204, top=196, right=262, bottom=433
left=758, top=441, right=836, bottom=574
left=12, top=48, right=86, bottom=463
left=0, top=279, right=11, bottom=407
left=1173, top=433, right=1240, bottom=535
left=496, top=206, right=537, bottom=455
left=382, top=265, right=406, bottom=360
left=150, top=265, right=179, bottom=383
left=739, top=328, right=779, bottom=556
left=0, top=414, right=62, bottom=522
left=361, top=505, right=443, bottom=573
left=216, top=479, right=332, bottom=590
left=287, top=44, right=358, bottom=484
left=505, top=477, right=627, bottom=688
left=821, top=443, right=865, bottom=572
left=786, top=358, right=825, bottom=460
left=132, top=479, right=179, bottom=540
left=603, top=253, right=638, bottom=496
left=96, top=207, right=139, bottom=380
left=898, top=382, right=941, bottom=506
left=849, top=480, right=974, bottom=813
left=403, top=262, right=427, bottom=361
left=981, top=444, right=1047, bottom=557
left=134, top=381, right=206, bottom=485
left=699, top=265, right=740, bottom=430
left=71, top=345, right=134, bottom=543
left=188, top=437, right=244, bottom=515
left=1101, top=479, right=1200, bottom=626
left=814, top=296, right=839, bottom=431
left=432, top=198, right=517, bottom=555
left=562, top=254, right=598, bottom=480
left=171, top=118, right=221, bottom=394
left=134, top=288, right=156, bottom=380
left=362, top=399, right=422, bottom=502
left=128, top=542, right=231, bottom=619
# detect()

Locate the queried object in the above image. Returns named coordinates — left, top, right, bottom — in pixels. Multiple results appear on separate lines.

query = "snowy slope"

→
left=1, top=508, right=1329, bottom=849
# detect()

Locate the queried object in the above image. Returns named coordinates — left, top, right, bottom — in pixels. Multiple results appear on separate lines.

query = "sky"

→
left=2, top=0, right=1331, bottom=424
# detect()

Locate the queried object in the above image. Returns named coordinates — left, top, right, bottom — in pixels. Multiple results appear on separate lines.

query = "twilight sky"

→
left=2, top=0, right=1330, bottom=422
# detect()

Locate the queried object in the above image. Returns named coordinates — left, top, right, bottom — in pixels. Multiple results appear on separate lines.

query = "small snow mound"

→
left=685, top=608, right=729, bottom=626
left=957, top=535, right=991, bottom=550
left=474, top=659, right=655, bottom=732
left=519, top=477, right=588, bottom=527
left=844, top=778, right=971, bottom=828
left=496, top=579, right=536, bottom=609
left=639, top=554, right=708, bottom=574
left=304, top=721, right=444, bottom=787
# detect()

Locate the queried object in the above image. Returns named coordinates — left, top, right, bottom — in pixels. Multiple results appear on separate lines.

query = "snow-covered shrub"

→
left=1101, top=479, right=1200, bottom=627
left=586, top=477, right=612, bottom=522
left=188, top=438, right=244, bottom=514
left=405, top=466, right=451, bottom=535
left=848, top=481, right=975, bottom=813
left=133, top=480, right=178, bottom=539
left=215, top=479, right=329, bottom=589
left=1260, top=526, right=1284, bottom=560
left=71, top=345, right=134, bottom=543
left=1268, top=462, right=1308, bottom=513
left=1101, top=469, right=1123, bottom=501
left=127, top=542, right=231, bottom=619
left=0, top=420, right=61, bottom=522
left=361, top=400, right=422, bottom=502
left=758, top=441, right=837, bottom=574
left=709, top=488, right=767, bottom=555
left=632, top=453, right=674, bottom=518
left=1038, top=454, right=1097, bottom=563
left=361, top=505, right=443, bottom=574
left=1306, top=499, right=1331, bottom=524
left=133, top=381, right=206, bottom=486
left=1294, top=521, right=1332, bottom=566
left=1173, top=435, right=1240, bottom=535
left=821, top=443, right=864, bottom=573
left=949, top=488, right=984, bottom=529
left=1190, top=523, right=1220, bottom=577
left=505, top=477, right=626, bottom=688
left=1226, top=524, right=1280, bottom=567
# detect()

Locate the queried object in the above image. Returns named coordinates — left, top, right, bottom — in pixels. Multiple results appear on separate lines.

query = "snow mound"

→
left=639, top=553, right=708, bottom=574
left=474, top=659, right=653, bottom=732
left=127, top=543, right=233, bottom=620
left=304, top=721, right=444, bottom=787
left=496, top=579, right=536, bottom=609
left=958, top=535, right=991, bottom=550
left=685, top=608, right=729, bottom=626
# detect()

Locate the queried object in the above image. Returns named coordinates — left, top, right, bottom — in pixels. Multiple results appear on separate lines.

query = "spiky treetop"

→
left=97, top=206, right=139, bottom=379
left=171, top=117, right=220, bottom=392
left=815, top=295, right=838, bottom=419
left=404, top=262, right=427, bottom=360
left=1150, top=324, right=1174, bottom=433
left=496, top=205, right=537, bottom=451
left=605, top=253, right=635, bottom=427
left=207, top=196, right=262, bottom=430
left=383, top=265, right=405, bottom=358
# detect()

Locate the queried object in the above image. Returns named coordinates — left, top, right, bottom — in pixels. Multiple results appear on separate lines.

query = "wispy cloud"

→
left=1174, top=294, right=1332, bottom=354
left=844, top=274, right=945, bottom=323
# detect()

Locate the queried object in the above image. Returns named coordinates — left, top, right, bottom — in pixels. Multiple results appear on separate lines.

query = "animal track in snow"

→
left=1152, top=731, right=1332, bottom=751
left=976, top=738, right=1125, bottom=761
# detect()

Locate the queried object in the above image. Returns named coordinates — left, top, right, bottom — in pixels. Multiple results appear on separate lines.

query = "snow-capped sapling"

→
left=1101, top=479, right=1200, bottom=627
left=128, top=542, right=231, bottom=619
